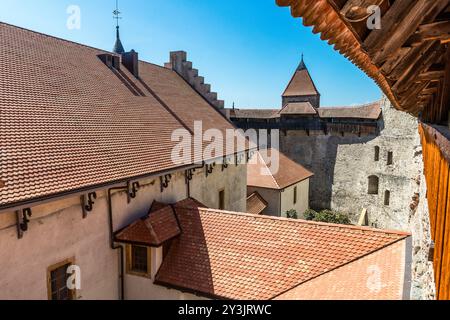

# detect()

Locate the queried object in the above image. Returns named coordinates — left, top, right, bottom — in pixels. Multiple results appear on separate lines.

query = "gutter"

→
left=107, top=186, right=128, bottom=300
left=0, top=163, right=199, bottom=214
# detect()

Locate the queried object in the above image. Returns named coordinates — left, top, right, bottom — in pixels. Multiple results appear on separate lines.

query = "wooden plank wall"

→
left=419, top=123, right=450, bottom=300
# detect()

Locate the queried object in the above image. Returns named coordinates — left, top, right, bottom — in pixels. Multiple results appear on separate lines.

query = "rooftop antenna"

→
left=112, top=0, right=125, bottom=54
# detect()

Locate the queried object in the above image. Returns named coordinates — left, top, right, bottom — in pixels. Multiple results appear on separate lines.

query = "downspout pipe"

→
left=108, top=186, right=128, bottom=301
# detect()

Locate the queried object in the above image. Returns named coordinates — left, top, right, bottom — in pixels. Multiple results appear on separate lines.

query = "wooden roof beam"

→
left=387, top=41, right=435, bottom=81
left=371, top=1, right=441, bottom=65
left=393, top=41, right=443, bottom=93
left=417, top=70, right=446, bottom=81
left=409, top=21, right=450, bottom=45
left=380, top=47, right=411, bottom=75
left=364, top=0, right=422, bottom=60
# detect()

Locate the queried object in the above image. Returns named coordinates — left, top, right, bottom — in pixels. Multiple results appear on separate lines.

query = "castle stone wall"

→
left=280, top=97, right=421, bottom=231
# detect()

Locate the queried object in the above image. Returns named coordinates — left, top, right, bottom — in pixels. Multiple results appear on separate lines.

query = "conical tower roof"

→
left=113, top=26, right=125, bottom=54
left=282, top=55, right=319, bottom=97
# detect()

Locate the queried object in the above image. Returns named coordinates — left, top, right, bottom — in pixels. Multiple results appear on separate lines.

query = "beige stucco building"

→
left=0, top=22, right=248, bottom=300
left=247, top=149, right=313, bottom=218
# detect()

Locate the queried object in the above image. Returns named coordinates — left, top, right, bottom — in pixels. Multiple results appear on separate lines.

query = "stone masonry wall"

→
left=281, top=97, right=421, bottom=230
left=280, top=96, right=436, bottom=299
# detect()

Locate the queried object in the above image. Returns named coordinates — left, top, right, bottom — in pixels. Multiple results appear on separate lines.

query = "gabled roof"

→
left=279, top=102, right=317, bottom=115
left=318, top=101, right=382, bottom=120
left=246, top=192, right=268, bottom=215
left=247, top=149, right=314, bottom=190
left=115, top=205, right=181, bottom=247
left=0, top=22, right=241, bottom=209
left=153, top=198, right=410, bottom=300
left=282, top=58, right=320, bottom=97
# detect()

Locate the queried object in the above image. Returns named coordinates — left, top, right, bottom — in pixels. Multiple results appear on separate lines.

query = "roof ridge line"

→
left=196, top=207, right=411, bottom=237
left=0, top=21, right=169, bottom=71
left=258, top=152, right=280, bottom=189
left=321, top=100, right=382, bottom=109
left=0, top=21, right=114, bottom=55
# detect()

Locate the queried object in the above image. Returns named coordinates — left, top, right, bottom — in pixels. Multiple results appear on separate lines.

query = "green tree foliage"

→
left=286, top=209, right=298, bottom=219
left=303, top=209, right=351, bottom=225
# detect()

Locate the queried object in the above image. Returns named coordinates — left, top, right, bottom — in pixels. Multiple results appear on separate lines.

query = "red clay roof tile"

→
left=0, top=23, right=242, bottom=208
left=279, top=102, right=317, bottom=115
left=247, top=149, right=314, bottom=190
left=115, top=205, right=180, bottom=247
left=318, top=102, right=382, bottom=120
left=283, top=68, right=319, bottom=97
left=154, top=198, right=410, bottom=300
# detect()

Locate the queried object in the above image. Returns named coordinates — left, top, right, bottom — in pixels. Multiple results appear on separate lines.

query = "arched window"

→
left=385, top=190, right=391, bottom=206
left=374, top=146, right=380, bottom=161
left=368, top=176, right=379, bottom=195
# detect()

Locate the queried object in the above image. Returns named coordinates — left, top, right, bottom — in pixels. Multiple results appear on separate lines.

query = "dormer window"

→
left=126, top=245, right=151, bottom=278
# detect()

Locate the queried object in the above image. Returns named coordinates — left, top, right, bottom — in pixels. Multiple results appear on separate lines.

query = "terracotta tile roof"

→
left=154, top=198, right=410, bottom=300
left=282, top=68, right=319, bottom=97
left=279, top=102, right=317, bottom=115
left=247, top=149, right=314, bottom=190
left=229, top=109, right=280, bottom=119
left=149, top=200, right=169, bottom=213
left=115, top=205, right=180, bottom=247
left=246, top=192, right=268, bottom=215
left=318, top=102, right=382, bottom=120
left=274, top=240, right=408, bottom=300
left=0, top=23, right=241, bottom=209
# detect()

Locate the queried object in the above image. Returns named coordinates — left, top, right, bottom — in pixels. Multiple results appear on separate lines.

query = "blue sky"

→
left=0, top=0, right=381, bottom=108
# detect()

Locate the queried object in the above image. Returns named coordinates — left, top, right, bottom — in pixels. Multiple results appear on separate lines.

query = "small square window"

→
left=47, top=259, right=75, bottom=300
left=127, top=245, right=151, bottom=277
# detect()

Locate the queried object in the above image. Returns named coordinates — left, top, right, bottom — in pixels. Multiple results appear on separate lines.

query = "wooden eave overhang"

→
left=276, top=0, right=450, bottom=123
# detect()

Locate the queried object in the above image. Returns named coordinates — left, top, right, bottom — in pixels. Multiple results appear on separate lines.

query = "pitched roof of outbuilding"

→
left=115, top=205, right=181, bottom=247
left=151, top=198, right=410, bottom=300
left=0, top=22, right=241, bottom=209
left=229, top=109, right=280, bottom=119
left=279, top=102, right=317, bottom=115
left=247, top=149, right=314, bottom=190
left=318, top=101, right=382, bottom=120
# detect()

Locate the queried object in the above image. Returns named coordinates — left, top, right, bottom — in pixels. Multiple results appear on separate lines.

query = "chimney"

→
left=122, top=50, right=139, bottom=78
left=165, top=51, right=188, bottom=77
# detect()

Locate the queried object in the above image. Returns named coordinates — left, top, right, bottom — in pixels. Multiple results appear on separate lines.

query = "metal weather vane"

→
left=113, top=0, right=122, bottom=27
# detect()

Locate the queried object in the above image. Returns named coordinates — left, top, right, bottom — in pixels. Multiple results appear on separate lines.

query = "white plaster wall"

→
left=280, top=179, right=310, bottom=218
left=124, top=247, right=208, bottom=300
left=190, top=164, right=247, bottom=212
left=0, top=195, right=118, bottom=300
left=0, top=164, right=246, bottom=300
